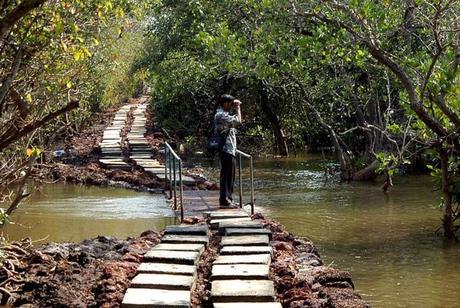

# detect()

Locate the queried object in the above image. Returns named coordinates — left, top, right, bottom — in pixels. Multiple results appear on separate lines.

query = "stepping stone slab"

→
left=161, top=235, right=208, bottom=246
left=218, top=221, right=263, bottom=234
left=140, top=163, right=164, bottom=168
left=155, top=173, right=167, bottom=180
left=128, top=134, right=146, bottom=137
left=213, top=303, right=282, bottom=308
left=137, top=263, right=196, bottom=276
left=214, top=254, right=271, bottom=265
left=143, top=250, right=200, bottom=265
left=99, top=158, right=126, bottom=162
left=99, top=161, right=129, bottom=165
left=165, top=175, right=196, bottom=185
left=221, top=235, right=269, bottom=246
left=99, top=161, right=129, bottom=166
left=225, top=228, right=273, bottom=240
left=130, top=149, right=152, bottom=153
left=150, top=243, right=204, bottom=253
left=210, top=218, right=252, bottom=229
left=144, top=168, right=166, bottom=174
left=131, top=273, right=194, bottom=290
left=164, top=225, right=208, bottom=236
left=211, top=280, right=275, bottom=303
left=208, top=211, right=249, bottom=219
left=100, top=145, right=121, bottom=149
left=220, top=246, right=273, bottom=256
left=211, top=264, right=269, bottom=280
left=122, top=288, right=190, bottom=307
left=131, top=155, right=153, bottom=159
left=134, top=159, right=160, bottom=163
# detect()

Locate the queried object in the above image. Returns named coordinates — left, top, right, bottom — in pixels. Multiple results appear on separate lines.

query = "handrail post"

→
left=164, top=149, right=168, bottom=192
left=238, top=153, right=243, bottom=208
left=165, top=142, right=184, bottom=222
left=168, top=150, right=172, bottom=199
left=249, top=156, right=254, bottom=215
left=173, top=157, right=177, bottom=210
left=179, top=160, right=184, bottom=222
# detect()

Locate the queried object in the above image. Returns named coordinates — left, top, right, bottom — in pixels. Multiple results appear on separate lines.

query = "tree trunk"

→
left=351, top=96, right=373, bottom=156
left=258, top=85, right=289, bottom=156
left=439, top=144, right=456, bottom=239
left=352, top=160, right=379, bottom=181
left=0, top=0, right=47, bottom=41
left=0, top=99, right=79, bottom=151
left=294, top=81, right=354, bottom=180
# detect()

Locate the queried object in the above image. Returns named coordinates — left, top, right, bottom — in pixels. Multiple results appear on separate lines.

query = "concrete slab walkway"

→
left=98, top=104, right=131, bottom=170
left=121, top=224, right=209, bottom=307
left=207, top=209, right=281, bottom=307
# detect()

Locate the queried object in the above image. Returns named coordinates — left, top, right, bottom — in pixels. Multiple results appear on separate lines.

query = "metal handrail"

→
left=164, top=142, right=184, bottom=222
left=236, top=149, right=255, bottom=215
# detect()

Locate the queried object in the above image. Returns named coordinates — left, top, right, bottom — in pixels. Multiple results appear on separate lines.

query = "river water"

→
left=202, top=154, right=460, bottom=307
left=2, top=184, right=176, bottom=243
left=2, top=155, right=460, bottom=307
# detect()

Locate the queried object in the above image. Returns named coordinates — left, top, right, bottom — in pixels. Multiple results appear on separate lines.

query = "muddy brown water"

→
left=2, top=154, right=460, bottom=307
left=200, top=154, right=460, bottom=307
left=2, top=184, right=176, bottom=243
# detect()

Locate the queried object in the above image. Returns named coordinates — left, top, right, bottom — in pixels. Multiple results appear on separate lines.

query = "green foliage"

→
left=0, top=209, right=11, bottom=226
left=375, top=152, right=399, bottom=177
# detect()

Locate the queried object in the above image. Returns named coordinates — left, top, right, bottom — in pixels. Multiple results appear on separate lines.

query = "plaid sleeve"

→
left=215, top=112, right=240, bottom=133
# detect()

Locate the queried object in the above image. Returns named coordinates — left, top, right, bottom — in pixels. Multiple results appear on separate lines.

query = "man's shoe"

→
left=219, top=202, right=239, bottom=209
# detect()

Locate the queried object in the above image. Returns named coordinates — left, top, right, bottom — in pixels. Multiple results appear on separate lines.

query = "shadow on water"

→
left=197, top=153, right=460, bottom=307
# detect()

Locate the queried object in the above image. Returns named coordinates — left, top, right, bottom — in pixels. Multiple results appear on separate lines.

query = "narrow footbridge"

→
left=122, top=209, right=281, bottom=307
left=121, top=145, right=282, bottom=307
left=98, top=103, right=280, bottom=306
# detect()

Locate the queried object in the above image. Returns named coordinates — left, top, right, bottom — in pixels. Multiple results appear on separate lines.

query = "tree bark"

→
left=5, top=157, right=34, bottom=216
left=402, top=0, right=415, bottom=49
left=258, top=84, right=289, bottom=156
left=439, top=144, right=456, bottom=239
left=0, top=99, right=79, bottom=151
left=293, top=78, right=354, bottom=179
left=0, top=46, right=23, bottom=115
left=352, top=160, right=379, bottom=181
left=351, top=96, right=373, bottom=156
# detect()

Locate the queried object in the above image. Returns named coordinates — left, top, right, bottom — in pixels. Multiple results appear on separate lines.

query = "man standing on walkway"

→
left=214, top=94, right=242, bottom=208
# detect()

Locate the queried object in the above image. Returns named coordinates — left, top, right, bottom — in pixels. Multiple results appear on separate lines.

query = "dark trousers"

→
left=219, top=151, right=235, bottom=205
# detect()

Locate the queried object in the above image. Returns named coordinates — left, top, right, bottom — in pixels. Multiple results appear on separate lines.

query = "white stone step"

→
left=221, top=235, right=269, bottom=247
left=220, top=246, right=273, bottom=256
left=122, top=288, right=190, bottom=307
left=143, top=250, right=200, bottom=265
left=211, top=264, right=270, bottom=280
left=137, top=263, right=196, bottom=276
left=131, top=273, right=194, bottom=290
left=211, top=280, right=275, bottom=303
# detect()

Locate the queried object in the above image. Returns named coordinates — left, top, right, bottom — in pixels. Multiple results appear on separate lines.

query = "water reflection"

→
left=199, top=154, right=460, bottom=307
left=2, top=184, right=175, bottom=243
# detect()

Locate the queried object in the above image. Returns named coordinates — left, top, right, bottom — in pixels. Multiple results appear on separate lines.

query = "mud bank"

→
left=256, top=213, right=369, bottom=307
left=0, top=231, right=161, bottom=307
left=190, top=214, right=368, bottom=308
left=1, top=214, right=367, bottom=307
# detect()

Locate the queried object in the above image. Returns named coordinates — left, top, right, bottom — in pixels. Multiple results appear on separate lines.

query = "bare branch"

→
left=0, top=0, right=47, bottom=41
